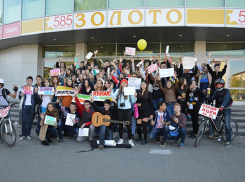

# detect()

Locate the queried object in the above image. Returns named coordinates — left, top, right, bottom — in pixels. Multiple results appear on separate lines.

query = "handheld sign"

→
left=86, top=52, right=93, bottom=59
left=0, top=106, right=10, bottom=118
left=65, top=113, right=75, bottom=126
left=72, top=94, right=91, bottom=104
left=38, top=87, right=54, bottom=95
left=125, top=47, right=136, bottom=56
left=159, top=68, right=174, bottom=78
left=50, top=68, right=60, bottom=76
left=182, top=57, right=197, bottom=69
left=55, top=86, right=75, bottom=96
left=23, top=86, right=33, bottom=95
left=128, top=78, right=141, bottom=90
left=44, top=115, right=56, bottom=125
left=198, top=104, right=219, bottom=119
left=124, top=87, right=135, bottom=96
left=79, top=128, right=89, bottom=136
left=166, top=45, right=169, bottom=55
left=148, top=64, right=158, bottom=73
left=92, top=91, right=112, bottom=101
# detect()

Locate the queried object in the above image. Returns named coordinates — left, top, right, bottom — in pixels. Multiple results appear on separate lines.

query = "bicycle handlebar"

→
left=0, top=103, right=18, bottom=109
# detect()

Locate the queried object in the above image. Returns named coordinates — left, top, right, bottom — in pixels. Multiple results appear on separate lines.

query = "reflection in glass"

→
left=186, top=0, right=224, bottom=7
left=75, top=0, right=106, bottom=11
left=109, top=0, right=144, bottom=9
left=161, top=43, right=194, bottom=57
left=147, top=0, right=184, bottom=7
left=206, top=43, right=245, bottom=57
left=22, top=0, right=45, bottom=20
left=230, top=61, right=245, bottom=88
left=230, top=89, right=245, bottom=101
left=46, top=0, right=73, bottom=16
left=0, top=0, right=3, bottom=24
left=227, top=0, right=245, bottom=8
left=87, top=44, right=116, bottom=57
left=4, top=0, right=21, bottom=24
left=42, top=46, right=76, bottom=58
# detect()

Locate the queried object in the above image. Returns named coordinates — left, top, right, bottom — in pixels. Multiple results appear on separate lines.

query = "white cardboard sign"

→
left=79, top=128, right=89, bottom=136
left=198, top=104, right=219, bottom=119
left=124, top=87, right=135, bottom=95
left=65, top=113, right=75, bottom=126
left=128, top=78, right=141, bottom=90
left=125, top=47, right=136, bottom=56
left=159, top=68, right=174, bottom=78
left=182, top=57, right=197, bottom=69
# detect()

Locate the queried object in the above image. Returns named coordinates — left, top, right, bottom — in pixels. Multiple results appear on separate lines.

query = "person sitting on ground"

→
left=149, top=101, right=171, bottom=144
left=161, top=103, right=187, bottom=149
left=90, top=96, right=117, bottom=149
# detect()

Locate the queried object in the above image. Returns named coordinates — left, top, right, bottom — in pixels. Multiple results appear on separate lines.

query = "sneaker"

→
left=42, top=140, right=50, bottom=146
left=48, top=139, right=52, bottom=143
left=225, top=141, right=231, bottom=147
left=27, top=136, right=31, bottom=140
left=19, top=136, right=25, bottom=141
left=88, top=140, right=93, bottom=144
left=156, top=137, right=161, bottom=143
left=58, top=138, right=63, bottom=142
left=160, top=140, right=166, bottom=147
left=140, top=140, right=148, bottom=145
left=209, top=135, right=214, bottom=139
left=117, top=139, right=123, bottom=144
left=129, top=139, right=134, bottom=147
left=132, top=135, right=134, bottom=140
left=68, top=136, right=72, bottom=139
left=173, top=139, right=179, bottom=145
left=179, top=143, right=184, bottom=149
left=135, top=137, right=142, bottom=141
left=98, top=145, right=104, bottom=149
left=113, top=132, right=118, bottom=139
left=188, top=134, right=196, bottom=139
left=187, top=113, right=191, bottom=119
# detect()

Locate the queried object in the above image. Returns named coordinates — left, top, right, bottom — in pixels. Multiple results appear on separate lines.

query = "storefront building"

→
left=0, top=0, right=244, bottom=103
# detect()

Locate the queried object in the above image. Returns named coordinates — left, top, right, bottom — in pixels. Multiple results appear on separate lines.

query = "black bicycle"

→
left=0, top=103, right=17, bottom=147
left=195, top=111, right=238, bottom=147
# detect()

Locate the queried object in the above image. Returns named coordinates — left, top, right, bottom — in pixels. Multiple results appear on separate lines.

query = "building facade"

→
left=0, top=0, right=245, bottom=103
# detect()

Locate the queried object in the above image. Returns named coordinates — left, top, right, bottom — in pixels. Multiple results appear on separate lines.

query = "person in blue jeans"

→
left=90, top=96, right=117, bottom=149
left=19, top=76, right=39, bottom=141
left=207, top=78, right=233, bottom=147
left=160, top=103, right=187, bottom=149
left=149, top=101, right=171, bottom=143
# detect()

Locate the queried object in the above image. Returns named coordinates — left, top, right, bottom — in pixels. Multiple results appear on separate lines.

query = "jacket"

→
left=158, top=80, right=178, bottom=104
left=19, top=85, right=39, bottom=109
left=182, top=66, right=198, bottom=86
left=152, top=110, right=171, bottom=129
left=39, top=114, right=59, bottom=141
left=207, top=64, right=227, bottom=89
left=112, top=88, right=137, bottom=109
left=137, top=91, right=154, bottom=115
left=208, top=89, right=233, bottom=108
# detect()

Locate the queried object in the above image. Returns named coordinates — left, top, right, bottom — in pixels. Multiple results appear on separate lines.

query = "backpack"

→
left=1, top=88, right=9, bottom=104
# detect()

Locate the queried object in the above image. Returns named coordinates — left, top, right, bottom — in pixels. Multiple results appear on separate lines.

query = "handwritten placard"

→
left=124, top=87, right=135, bottom=96
left=44, top=115, right=56, bottom=125
left=128, top=78, right=141, bottom=90
left=0, top=106, right=10, bottom=118
left=159, top=68, right=174, bottom=78
left=23, top=86, right=33, bottom=95
left=86, top=52, right=93, bottom=59
left=72, top=94, right=91, bottom=104
left=148, top=64, right=158, bottom=73
left=55, top=86, right=75, bottom=96
left=125, top=47, right=136, bottom=56
left=38, top=87, right=54, bottom=95
left=92, top=91, right=112, bottom=101
left=198, top=104, right=219, bottom=119
left=65, top=113, right=75, bottom=126
left=182, top=57, right=197, bottom=69
left=50, top=68, right=60, bottom=76
left=79, top=128, right=89, bottom=136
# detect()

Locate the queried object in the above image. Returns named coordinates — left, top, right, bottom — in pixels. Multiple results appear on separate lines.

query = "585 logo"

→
left=45, top=14, right=73, bottom=31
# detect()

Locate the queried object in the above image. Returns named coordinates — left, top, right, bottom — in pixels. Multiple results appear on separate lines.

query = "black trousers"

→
left=118, top=109, right=132, bottom=140
left=188, top=104, right=201, bottom=135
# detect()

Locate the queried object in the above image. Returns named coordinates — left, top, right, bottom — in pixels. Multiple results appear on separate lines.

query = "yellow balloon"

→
left=137, top=39, right=147, bottom=51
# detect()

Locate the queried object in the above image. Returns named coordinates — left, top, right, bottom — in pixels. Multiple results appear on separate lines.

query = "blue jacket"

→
left=152, top=110, right=171, bottom=129
left=112, top=88, right=137, bottom=109
left=19, top=86, right=39, bottom=109
left=209, top=89, right=233, bottom=108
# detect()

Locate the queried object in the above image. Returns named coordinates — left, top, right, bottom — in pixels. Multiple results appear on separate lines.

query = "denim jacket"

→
left=19, top=85, right=39, bottom=109
left=152, top=110, right=171, bottom=129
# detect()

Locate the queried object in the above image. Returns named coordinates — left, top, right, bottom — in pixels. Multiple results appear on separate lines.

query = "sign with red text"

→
left=55, top=86, right=75, bottom=96
left=3, top=22, right=21, bottom=38
left=0, top=106, right=10, bottom=118
left=45, top=14, right=73, bottom=32
left=92, top=91, right=112, bottom=101
left=23, top=86, right=33, bottom=95
left=148, top=64, right=158, bottom=73
left=72, top=94, right=91, bottom=104
left=50, top=68, right=60, bottom=76
left=125, top=47, right=136, bottom=56
left=198, top=104, right=219, bottom=119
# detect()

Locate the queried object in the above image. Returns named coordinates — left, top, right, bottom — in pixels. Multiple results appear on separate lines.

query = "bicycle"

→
left=0, top=103, right=17, bottom=147
left=195, top=111, right=238, bottom=147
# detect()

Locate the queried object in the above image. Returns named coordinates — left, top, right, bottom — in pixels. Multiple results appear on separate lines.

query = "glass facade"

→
left=161, top=43, right=194, bottom=57
left=75, top=0, right=106, bottom=11
left=109, top=0, right=144, bottom=9
left=186, top=0, right=224, bottom=7
left=0, top=0, right=2, bottom=24
left=4, top=0, right=21, bottom=24
left=227, top=0, right=245, bottom=8
left=230, top=61, right=245, bottom=88
left=147, top=0, right=184, bottom=7
left=22, top=0, right=45, bottom=20
left=42, top=46, right=76, bottom=58
left=46, top=0, right=73, bottom=16
left=87, top=44, right=116, bottom=56
left=206, top=43, right=245, bottom=57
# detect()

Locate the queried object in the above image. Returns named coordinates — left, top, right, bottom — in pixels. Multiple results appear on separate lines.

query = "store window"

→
left=75, top=0, right=107, bottom=11
left=147, top=0, right=184, bottom=7
left=186, top=0, right=224, bottom=7
left=4, top=0, right=21, bottom=24
left=227, top=0, right=245, bottom=8
left=46, top=0, right=73, bottom=16
left=206, top=43, right=245, bottom=57
left=161, top=43, right=194, bottom=57
left=108, top=0, right=144, bottom=9
left=42, top=46, right=76, bottom=58
left=230, top=61, right=245, bottom=88
left=0, top=0, right=2, bottom=24
left=22, top=0, right=45, bottom=20
left=87, top=44, right=116, bottom=57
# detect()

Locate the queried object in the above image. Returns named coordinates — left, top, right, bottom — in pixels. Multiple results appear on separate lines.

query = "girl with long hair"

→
left=66, top=68, right=72, bottom=78
left=51, top=76, right=59, bottom=102
left=79, top=79, right=94, bottom=95
left=40, top=79, right=53, bottom=114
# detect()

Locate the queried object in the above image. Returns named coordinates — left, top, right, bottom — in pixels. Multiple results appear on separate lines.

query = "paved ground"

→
left=0, top=125, right=245, bottom=182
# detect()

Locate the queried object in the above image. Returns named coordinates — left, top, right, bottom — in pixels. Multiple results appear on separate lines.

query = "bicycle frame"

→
left=0, top=107, right=13, bottom=134
left=203, top=112, right=225, bottom=133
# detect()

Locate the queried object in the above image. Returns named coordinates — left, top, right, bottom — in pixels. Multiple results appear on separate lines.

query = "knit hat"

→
left=120, top=79, right=128, bottom=85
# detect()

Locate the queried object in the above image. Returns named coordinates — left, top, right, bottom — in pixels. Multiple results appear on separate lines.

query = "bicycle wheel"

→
left=1, top=119, right=16, bottom=147
left=221, top=120, right=238, bottom=142
left=195, top=122, right=207, bottom=147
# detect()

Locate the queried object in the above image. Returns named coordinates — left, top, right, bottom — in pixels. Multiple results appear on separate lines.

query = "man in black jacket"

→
left=90, top=96, right=117, bottom=149
left=182, top=61, right=198, bottom=86
left=205, top=55, right=228, bottom=96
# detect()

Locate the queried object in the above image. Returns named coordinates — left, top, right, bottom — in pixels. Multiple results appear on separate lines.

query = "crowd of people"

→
left=0, top=50, right=233, bottom=148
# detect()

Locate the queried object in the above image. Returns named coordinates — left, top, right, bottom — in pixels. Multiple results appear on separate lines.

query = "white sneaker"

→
left=129, top=139, right=134, bottom=147
left=19, top=136, right=25, bottom=141
left=117, top=139, right=123, bottom=144
left=27, top=136, right=31, bottom=140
